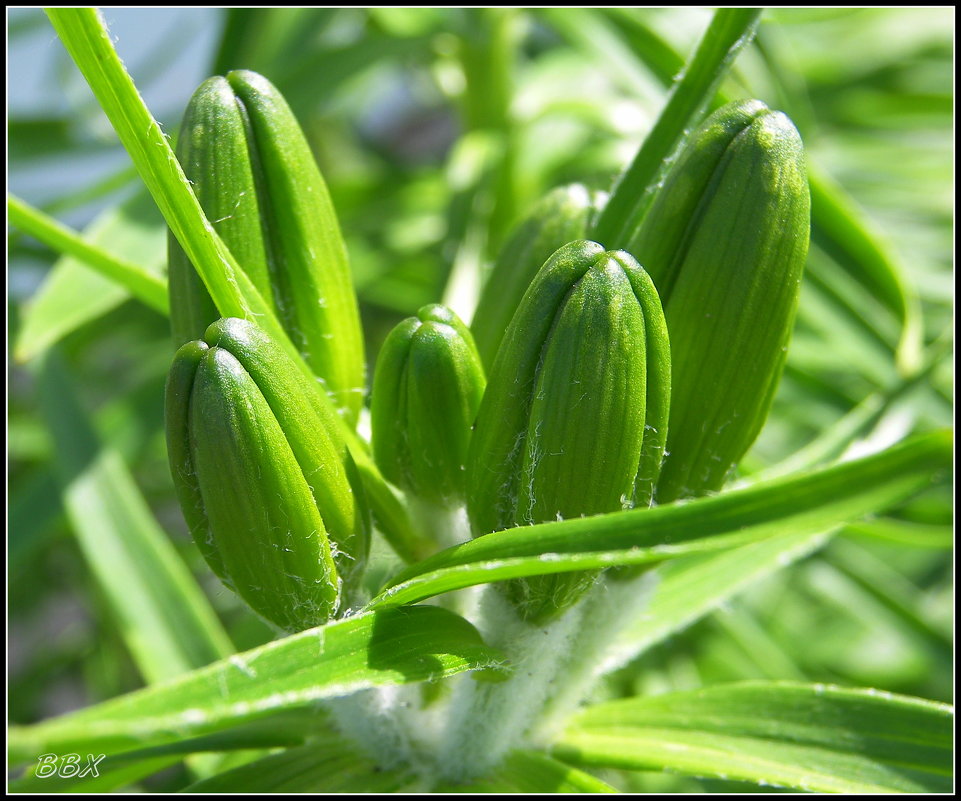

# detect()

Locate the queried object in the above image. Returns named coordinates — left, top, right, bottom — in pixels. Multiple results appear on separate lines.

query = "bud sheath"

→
left=626, top=100, right=810, bottom=503
left=165, top=318, right=370, bottom=631
left=467, top=240, right=670, bottom=621
left=372, top=304, right=485, bottom=508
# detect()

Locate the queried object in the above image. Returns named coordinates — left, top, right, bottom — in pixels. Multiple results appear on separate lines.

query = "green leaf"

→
left=592, top=8, right=763, bottom=246
left=809, top=166, right=923, bottom=375
left=608, top=530, right=832, bottom=671
left=560, top=8, right=925, bottom=384
left=182, top=735, right=412, bottom=793
left=553, top=681, right=954, bottom=793
left=8, top=606, right=502, bottom=765
left=442, top=750, right=618, bottom=793
left=37, top=350, right=233, bottom=686
left=9, top=708, right=336, bottom=792
left=843, top=518, right=953, bottom=549
left=42, top=9, right=295, bottom=366
left=8, top=193, right=168, bottom=315
left=368, top=431, right=950, bottom=609
left=13, top=189, right=167, bottom=362
left=10, top=756, right=180, bottom=794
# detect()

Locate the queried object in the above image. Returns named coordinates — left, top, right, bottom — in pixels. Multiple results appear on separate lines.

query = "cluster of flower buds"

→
left=168, top=70, right=365, bottom=424
left=165, top=69, right=808, bottom=629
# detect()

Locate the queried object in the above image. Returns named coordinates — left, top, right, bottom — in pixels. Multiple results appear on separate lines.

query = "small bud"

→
left=626, top=100, right=810, bottom=503
left=169, top=70, right=365, bottom=424
left=467, top=241, right=670, bottom=621
left=471, top=184, right=606, bottom=369
left=165, top=318, right=370, bottom=631
left=371, top=304, right=485, bottom=507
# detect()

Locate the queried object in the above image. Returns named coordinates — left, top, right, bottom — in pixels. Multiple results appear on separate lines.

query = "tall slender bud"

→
left=165, top=318, right=370, bottom=631
left=467, top=240, right=670, bottom=621
left=169, top=70, right=365, bottom=424
left=626, top=100, right=810, bottom=503
left=371, top=304, right=485, bottom=508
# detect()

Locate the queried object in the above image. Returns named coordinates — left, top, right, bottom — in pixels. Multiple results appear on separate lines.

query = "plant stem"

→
left=436, top=586, right=586, bottom=782
left=531, top=570, right=660, bottom=741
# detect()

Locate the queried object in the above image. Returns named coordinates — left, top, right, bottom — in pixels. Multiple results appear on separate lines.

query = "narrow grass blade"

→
left=13, top=190, right=167, bottom=362
left=441, top=750, right=618, bottom=793
left=592, top=8, right=763, bottom=246
left=843, top=518, right=952, bottom=550
left=182, top=736, right=412, bottom=793
left=37, top=351, right=233, bottom=687
left=368, top=431, right=950, bottom=608
left=606, top=530, right=831, bottom=674
left=809, top=166, right=923, bottom=375
left=553, top=681, right=953, bottom=793
left=8, top=193, right=168, bottom=314
left=43, top=9, right=292, bottom=362
left=8, top=606, right=502, bottom=764
left=9, top=756, right=180, bottom=794
left=558, top=9, right=924, bottom=380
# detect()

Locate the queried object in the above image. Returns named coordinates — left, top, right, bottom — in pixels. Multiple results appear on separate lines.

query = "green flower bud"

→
left=165, top=317, right=370, bottom=632
left=467, top=240, right=671, bottom=621
left=371, top=305, right=486, bottom=507
left=626, top=100, right=810, bottom=503
left=169, top=70, right=365, bottom=425
left=471, top=184, right=606, bottom=370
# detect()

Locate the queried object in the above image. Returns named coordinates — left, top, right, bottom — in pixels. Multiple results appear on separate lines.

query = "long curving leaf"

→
left=843, top=518, right=953, bottom=550
left=809, top=166, right=923, bottom=375
left=37, top=350, right=233, bottom=685
left=42, top=9, right=299, bottom=367
left=8, top=193, right=168, bottom=314
left=10, top=709, right=330, bottom=793
left=182, top=735, right=412, bottom=793
left=43, top=7, right=428, bottom=564
left=448, top=751, right=618, bottom=794
left=13, top=189, right=167, bottom=362
left=441, top=750, right=618, bottom=793
left=367, top=431, right=950, bottom=609
left=553, top=681, right=954, bottom=793
left=606, top=530, right=832, bottom=674
left=591, top=8, right=763, bottom=246
left=559, top=8, right=924, bottom=380
left=8, top=605, right=502, bottom=765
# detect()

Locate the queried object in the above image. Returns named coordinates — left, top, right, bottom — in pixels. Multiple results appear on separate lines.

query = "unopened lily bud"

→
left=371, top=304, right=485, bottom=508
left=169, top=70, right=365, bottom=424
left=471, top=184, right=606, bottom=370
left=467, top=240, right=670, bottom=621
left=626, top=100, right=810, bottom=503
left=165, top=318, right=370, bottom=631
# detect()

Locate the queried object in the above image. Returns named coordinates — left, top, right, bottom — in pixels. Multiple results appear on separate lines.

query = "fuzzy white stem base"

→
left=326, top=686, right=418, bottom=771
left=531, top=570, right=660, bottom=742
left=436, top=587, right=587, bottom=782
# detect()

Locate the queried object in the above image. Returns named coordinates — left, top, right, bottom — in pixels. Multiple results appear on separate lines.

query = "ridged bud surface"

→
left=467, top=240, right=670, bottom=621
left=371, top=305, right=485, bottom=507
left=165, top=318, right=370, bottom=631
left=626, top=100, right=810, bottom=503
left=168, top=70, right=365, bottom=424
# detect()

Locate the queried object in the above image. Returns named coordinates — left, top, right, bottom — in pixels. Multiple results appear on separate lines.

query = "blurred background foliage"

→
left=7, top=8, right=953, bottom=787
